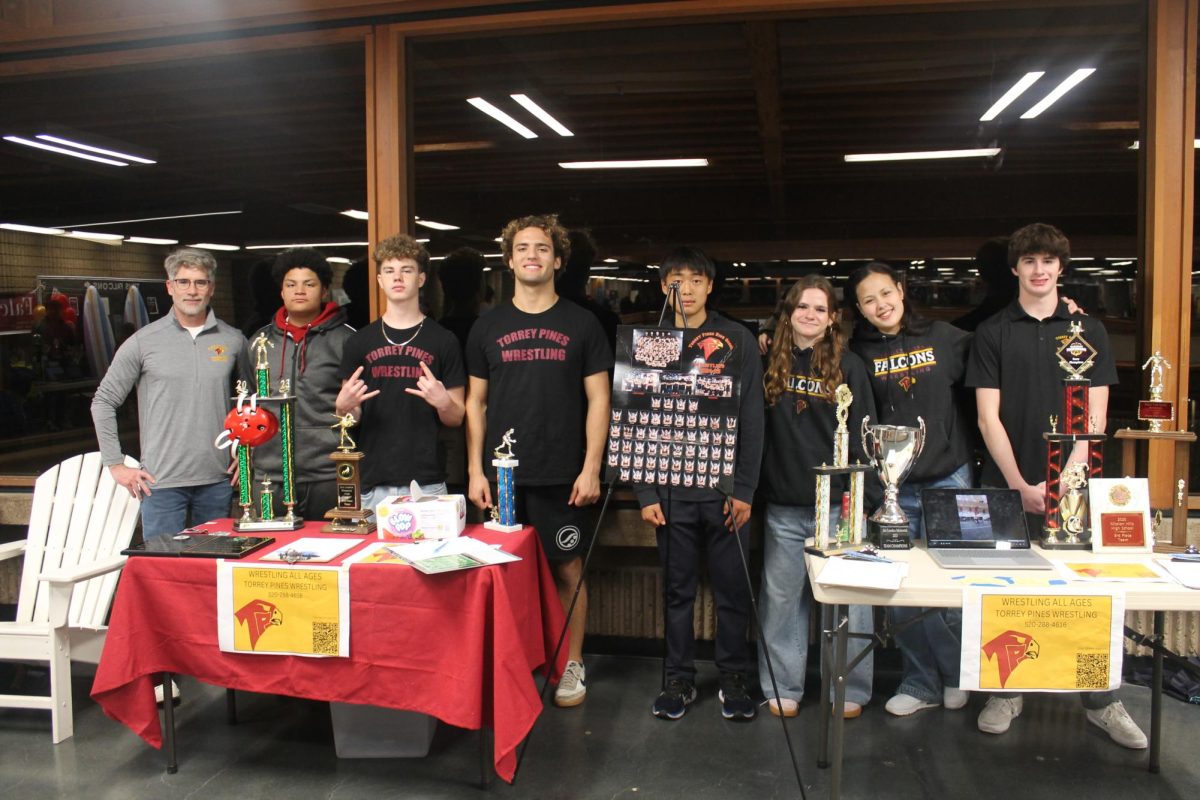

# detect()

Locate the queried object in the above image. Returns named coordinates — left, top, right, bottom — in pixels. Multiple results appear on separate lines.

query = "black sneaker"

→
left=652, top=678, right=697, bottom=720
left=718, top=673, right=756, bottom=721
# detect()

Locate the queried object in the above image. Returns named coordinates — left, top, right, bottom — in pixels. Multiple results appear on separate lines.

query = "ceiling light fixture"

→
left=341, top=209, right=369, bottom=220
left=187, top=242, right=241, bottom=251
left=36, top=134, right=156, bottom=164
left=844, top=148, right=1001, bottom=162
left=327, top=257, right=353, bottom=264
left=414, top=217, right=460, bottom=231
left=4, top=135, right=128, bottom=166
left=1128, top=140, right=1200, bottom=149
left=1020, top=68, right=1096, bottom=119
left=510, top=94, right=573, bottom=137
left=126, top=236, right=180, bottom=245
left=244, top=241, right=369, bottom=250
left=1, top=222, right=66, bottom=235
left=466, top=98, right=538, bottom=139
left=559, top=158, right=709, bottom=169
left=66, top=230, right=124, bottom=241
left=979, top=72, right=1045, bottom=121
left=65, top=210, right=242, bottom=228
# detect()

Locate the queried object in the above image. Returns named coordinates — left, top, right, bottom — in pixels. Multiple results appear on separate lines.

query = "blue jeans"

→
left=360, top=482, right=448, bottom=515
left=758, top=503, right=873, bottom=705
left=890, top=463, right=970, bottom=701
left=140, top=481, right=233, bottom=541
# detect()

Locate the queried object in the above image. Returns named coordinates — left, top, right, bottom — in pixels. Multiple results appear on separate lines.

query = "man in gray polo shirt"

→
left=92, top=248, right=250, bottom=540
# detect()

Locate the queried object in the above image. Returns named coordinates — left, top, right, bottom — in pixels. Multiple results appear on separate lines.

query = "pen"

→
left=432, top=539, right=449, bottom=553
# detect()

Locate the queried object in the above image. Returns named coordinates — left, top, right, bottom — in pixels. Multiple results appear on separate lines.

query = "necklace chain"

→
left=380, top=317, right=425, bottom=348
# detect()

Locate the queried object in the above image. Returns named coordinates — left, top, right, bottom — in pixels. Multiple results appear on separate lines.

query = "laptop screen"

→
left=921, top=488, right=1031, bottom=549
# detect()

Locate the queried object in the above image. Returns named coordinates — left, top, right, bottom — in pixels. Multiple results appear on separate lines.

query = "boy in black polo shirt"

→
left=638, top=246, right=764, bottom=721
left=965, top=222, right=1146, bottom=749
left=465, top=214, right=612, bottom=708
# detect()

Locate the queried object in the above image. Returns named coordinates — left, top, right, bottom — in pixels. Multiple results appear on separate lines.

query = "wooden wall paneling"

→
left=1140, top=0, right=1197, bottom=523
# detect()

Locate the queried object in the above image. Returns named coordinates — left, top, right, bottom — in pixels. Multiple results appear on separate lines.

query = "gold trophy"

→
left=1138, top=350, right=1174, bottom=432
left=322, top=412, right=375, bottom=534
left=811, top=384, right=870, bottom=553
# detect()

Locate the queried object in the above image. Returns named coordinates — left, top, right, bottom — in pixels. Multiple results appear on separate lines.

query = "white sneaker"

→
left=554, top=660, right=586, bottom=707
left=885, top=692, right=938, bottom=716
left=977, top=696, right=1022, bottom=734
left=1086, top=701, right=1148, bottom=749
left=943, top=687, right=969, bottom=710
left=154, top=680, right=181, bottom=706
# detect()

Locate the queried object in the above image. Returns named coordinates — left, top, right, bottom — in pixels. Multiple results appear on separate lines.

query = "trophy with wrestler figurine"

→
left=214, top=333, right=303, bottom=531
left=811, top=384, right=871, bottom=554
left=322, top=412, right=376, bottom=534
left=1042, top=321, right=1105, bottom=549
left=1138, top=350, right=1174, bottom=432
left=485, top=428, right=522, bottom=532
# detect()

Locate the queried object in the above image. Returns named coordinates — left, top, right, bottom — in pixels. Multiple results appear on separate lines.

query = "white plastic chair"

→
left=0, top=451, right=141, bottom=742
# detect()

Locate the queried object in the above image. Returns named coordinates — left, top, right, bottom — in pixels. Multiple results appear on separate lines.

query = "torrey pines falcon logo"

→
left=235, top=599, right=283, bottom=649
left=981, top=629, right=1040, bottom=688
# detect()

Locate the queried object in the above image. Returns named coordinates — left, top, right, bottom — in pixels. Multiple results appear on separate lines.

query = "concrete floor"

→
left=2, top=655, right=1198, bottom=800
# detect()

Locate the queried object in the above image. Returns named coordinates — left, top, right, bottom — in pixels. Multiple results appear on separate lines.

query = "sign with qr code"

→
left=216, top=563, right=350, bottom=657
left=959, top=588, right=1124, bottom=692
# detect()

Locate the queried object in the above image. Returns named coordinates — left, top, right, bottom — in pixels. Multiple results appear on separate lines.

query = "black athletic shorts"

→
left=514, top=483, right=597, bottom=563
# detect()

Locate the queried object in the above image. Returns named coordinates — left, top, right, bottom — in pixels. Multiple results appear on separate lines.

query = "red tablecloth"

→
left=91, top=523, right=566, bottom=782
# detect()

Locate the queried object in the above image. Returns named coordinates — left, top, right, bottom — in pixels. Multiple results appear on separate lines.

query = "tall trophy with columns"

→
left=811, top=385, right=870, bottom=553
left=486, top=428, right=522, bottom=532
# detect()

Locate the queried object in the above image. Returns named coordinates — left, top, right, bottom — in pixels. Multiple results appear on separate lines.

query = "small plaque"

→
left=336, top=482, right=359, bottom=510
left=1137, top=400, right=1174, bottom=422
left=1088, top=478, right=1152, bottom=553
left=871, top=520, right=912, bottom=550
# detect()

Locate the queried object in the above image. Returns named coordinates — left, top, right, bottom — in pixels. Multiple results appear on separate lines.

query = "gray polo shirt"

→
left=91, top=310, right=251, bottom=489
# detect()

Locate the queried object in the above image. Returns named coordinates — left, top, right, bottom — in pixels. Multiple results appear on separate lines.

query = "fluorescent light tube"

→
left=414, top=218, right=460, bottom=231
left=558, top=159, right=709, bottom=169
left=341, top=209, right=369, bottom=220
left=510, top=94, right=573, bottom=137
left=4, top=135, right=128, bottom=166
left=979, top=72, right=1045, bottom=121
left=1, top=222, right=66, bottom=235
left=1020, top=68, right=1096, bottom=119
left=844, top=148, right=1001, bottom=162
left=187, top=243, right=241, bottom=251
left=36, top=134, right=156, bottom=164
left=244, top=241, right=369, bottom=250
left=67, top=230, right=124, bottom=241
left=126, top=236, right=180, bottom=245
left=467, top=98, right=538, bottom=139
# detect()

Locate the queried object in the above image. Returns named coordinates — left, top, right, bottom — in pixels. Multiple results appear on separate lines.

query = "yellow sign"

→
left=216, top=563, right=349, bottom=657
left=960, top=588, right=1124, bottom=692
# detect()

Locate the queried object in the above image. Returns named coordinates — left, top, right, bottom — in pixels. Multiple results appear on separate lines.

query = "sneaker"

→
left=1086, top=701, right=1148, bottom=749
left=885, top=693, right=938, bottom=716
left=554, top=660, right=586, bottom=707
left=652, top=678, right=697, bottom=720
left=977, top=696, right=1023, bottom=734
left=943, top=687, right=969, bottom=710
left=718, top=673, right=756, bottom=721
left=154, top=680, right=181, bottom=707
left=766, top=697, right=799, bottom=717
left=843, top=701, right=863, bottom=719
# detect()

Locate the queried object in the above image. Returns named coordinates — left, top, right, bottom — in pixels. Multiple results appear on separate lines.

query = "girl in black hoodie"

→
left=848, top=262, right=972, bottom=717
left=758, top=275, right=876, bottom=719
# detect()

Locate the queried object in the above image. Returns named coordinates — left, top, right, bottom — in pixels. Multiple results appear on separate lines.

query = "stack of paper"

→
left=1158, top=559, right=1200, bottom=589
left=389, top=536, right=521, bottom=575
left=814, top=558, right=909, bottom=591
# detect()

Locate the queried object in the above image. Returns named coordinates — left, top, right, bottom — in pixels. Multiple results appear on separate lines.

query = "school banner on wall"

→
left=216, top=563, right=349, bottom=657
left=960, top=588, right=1124, bottom=692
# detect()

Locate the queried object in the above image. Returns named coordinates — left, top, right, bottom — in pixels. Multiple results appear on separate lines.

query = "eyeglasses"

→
left=173, top=278, right=212, bottom=289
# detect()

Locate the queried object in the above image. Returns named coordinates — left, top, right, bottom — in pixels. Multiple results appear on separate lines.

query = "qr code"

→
left=1076, top=652, right=1109, bottom=689
left=312, top=622, right=339, bottom=655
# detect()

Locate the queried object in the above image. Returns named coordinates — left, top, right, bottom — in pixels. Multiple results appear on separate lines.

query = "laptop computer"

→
left=920, top=488, right=1052, bottom=570
left=122, top=534, right=275, bottom=559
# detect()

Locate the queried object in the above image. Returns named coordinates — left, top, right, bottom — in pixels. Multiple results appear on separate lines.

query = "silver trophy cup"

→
left=861, top=417, right=926, bottom=547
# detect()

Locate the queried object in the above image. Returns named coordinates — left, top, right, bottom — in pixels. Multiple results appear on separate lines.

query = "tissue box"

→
left=376, top=494, right=467, bottom=540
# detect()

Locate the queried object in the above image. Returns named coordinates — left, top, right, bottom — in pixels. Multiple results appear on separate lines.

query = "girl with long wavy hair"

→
left=758, top=274, right=876, bottom=719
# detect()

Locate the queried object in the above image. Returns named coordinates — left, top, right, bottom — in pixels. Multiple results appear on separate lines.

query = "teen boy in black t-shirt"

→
left=336, top=235, right=465, bottom=510
left=638, top=246, right=765, bottom=722
left=465, top=214, right=612, bottom=708
left=965, top=223, right=1146, bottom=750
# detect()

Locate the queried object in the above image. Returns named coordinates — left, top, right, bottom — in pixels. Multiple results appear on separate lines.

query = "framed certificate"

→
left=1088, top=478, right=1153, bottom=553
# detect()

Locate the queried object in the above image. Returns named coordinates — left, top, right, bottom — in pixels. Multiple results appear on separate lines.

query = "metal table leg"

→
left=830, top=604, right=849, bottom=800
left=1149, top=611, right=1163, bottom=774
left=161, top=671, right=177, bottom=774
left=817, top=602, right=834, bottom=769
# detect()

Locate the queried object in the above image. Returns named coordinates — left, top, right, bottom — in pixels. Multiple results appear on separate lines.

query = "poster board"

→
left=607, top=324, right=741, bottom=493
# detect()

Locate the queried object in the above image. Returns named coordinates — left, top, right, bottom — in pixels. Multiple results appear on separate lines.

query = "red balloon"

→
left=61, top=306, right=78, bottom=325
